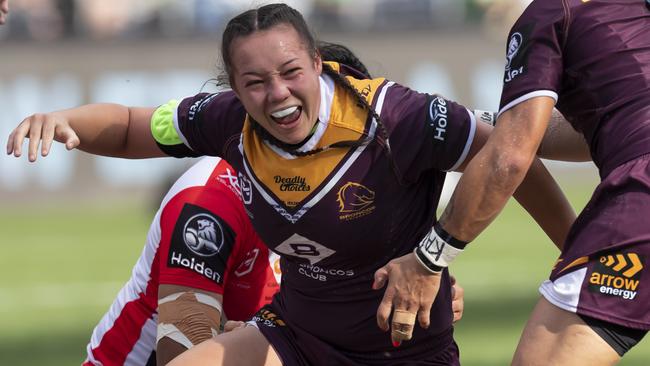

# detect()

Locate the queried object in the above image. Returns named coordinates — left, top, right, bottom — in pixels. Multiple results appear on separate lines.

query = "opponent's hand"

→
left=6, top=112, right=80, bottom=161
left=450, top=275, right=464, bottom=323
left=372, top=252, right=441, bottom=346
left=223, top=320, right=246, bottom=333
left=0, top=0, right=8, bottom=25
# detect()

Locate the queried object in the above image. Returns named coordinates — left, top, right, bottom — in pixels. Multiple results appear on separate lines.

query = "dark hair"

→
left=221, top=4, right=398, bottom=178
left=317, top=41, right=371, bottom=78
left=221, top=3, right=317, bottom=85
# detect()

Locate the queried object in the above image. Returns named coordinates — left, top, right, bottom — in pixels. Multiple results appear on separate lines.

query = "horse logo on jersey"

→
left=337, top=182, right=376, bottom=221
left=183, top=213, right=223, bottom=257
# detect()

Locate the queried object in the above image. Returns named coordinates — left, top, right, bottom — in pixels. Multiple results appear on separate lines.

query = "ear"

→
left=314, top=51, right=323, bottom=75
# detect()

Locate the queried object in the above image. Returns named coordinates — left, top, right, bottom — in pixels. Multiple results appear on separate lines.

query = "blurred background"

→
left=1, top=0, right=646, bottom=365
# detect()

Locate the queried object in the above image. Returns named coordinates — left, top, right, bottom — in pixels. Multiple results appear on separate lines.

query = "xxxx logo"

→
left=588, top=253, right=643, bottom=300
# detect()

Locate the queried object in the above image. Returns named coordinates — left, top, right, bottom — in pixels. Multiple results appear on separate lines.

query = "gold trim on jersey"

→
left=241, top=73, right=386, bottom=209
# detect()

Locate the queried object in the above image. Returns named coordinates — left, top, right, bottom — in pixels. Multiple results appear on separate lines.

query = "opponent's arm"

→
left=6, top=104, right=164, bottom=161
left=156, top=284, right=224, bottom=366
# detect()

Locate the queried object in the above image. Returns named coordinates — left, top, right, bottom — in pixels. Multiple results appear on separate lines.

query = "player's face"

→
left=229, top=24, right=322, bottom=145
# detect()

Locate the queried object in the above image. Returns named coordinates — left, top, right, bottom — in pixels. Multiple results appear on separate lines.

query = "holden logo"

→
left=183, top=213, right=223, bottom=257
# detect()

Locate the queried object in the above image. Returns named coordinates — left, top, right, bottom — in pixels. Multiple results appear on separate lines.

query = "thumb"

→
left=372, top=267, right=389, bottom=290
left=64, top=133, right=80, bottom=150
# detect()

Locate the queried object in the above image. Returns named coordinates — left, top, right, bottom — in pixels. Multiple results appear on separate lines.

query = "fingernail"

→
left=392, top=340, right=401, bottom=348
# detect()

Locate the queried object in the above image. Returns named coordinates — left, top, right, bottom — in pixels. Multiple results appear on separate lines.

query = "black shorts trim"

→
left=579, top=314, right=647, bottom=356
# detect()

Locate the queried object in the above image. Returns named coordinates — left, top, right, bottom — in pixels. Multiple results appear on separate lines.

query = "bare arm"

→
left=6, top=104, right=165, bottom=161
left=512, top=158, right=575, bottom=250
left=156, top=284, right=223, bottom=366
left=0, top=0, right=8, bottom=25
left=459, top=105, right=575, bottom=249
left=439, top=96, right=555, bottom=242
left=538, top=109, right=591, bottom=162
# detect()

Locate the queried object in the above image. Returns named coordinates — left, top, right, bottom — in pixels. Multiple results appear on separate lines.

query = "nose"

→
left=267, top=77, right=290, bottom=103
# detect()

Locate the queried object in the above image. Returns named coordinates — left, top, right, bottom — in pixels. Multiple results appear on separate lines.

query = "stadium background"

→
left=0, top=1, right=647, bottom=365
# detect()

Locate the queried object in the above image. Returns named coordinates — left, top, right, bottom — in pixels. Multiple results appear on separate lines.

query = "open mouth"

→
left=271, top=106, right=302, bottom=125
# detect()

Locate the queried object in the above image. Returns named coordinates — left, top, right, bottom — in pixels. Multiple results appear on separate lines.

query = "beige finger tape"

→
left=392, top=310, right=417, bottom=341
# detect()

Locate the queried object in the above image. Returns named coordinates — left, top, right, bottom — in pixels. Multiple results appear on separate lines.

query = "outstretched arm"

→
left=0, top=0, right=8, bottom=25
left=6, top=104, right=164, bottom=161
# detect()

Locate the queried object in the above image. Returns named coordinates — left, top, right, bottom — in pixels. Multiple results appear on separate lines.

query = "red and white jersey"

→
left=83, top=157, right=280, bottom=366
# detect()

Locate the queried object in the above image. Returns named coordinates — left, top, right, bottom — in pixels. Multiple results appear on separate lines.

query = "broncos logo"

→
left=337, top=182, right=375, bottom=213
left=184, top=214, right=222, bottom=256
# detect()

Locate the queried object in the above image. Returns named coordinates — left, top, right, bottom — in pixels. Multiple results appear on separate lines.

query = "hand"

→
left=223, top=320, right=247, bottom=333
left=450, top=275, right=464, bottom=323
left=0, top=0, right=8, bottom=25
left=372, top=252, right=442, bottom=346
left=6, top=112, right=80, bottom=162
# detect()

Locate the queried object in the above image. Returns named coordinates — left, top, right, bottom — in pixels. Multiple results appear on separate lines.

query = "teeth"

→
left=271, top=106, right=298, bottom=118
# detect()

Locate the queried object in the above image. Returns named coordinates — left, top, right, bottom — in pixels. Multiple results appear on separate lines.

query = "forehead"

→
left=229, top=24, right=311, bottom=74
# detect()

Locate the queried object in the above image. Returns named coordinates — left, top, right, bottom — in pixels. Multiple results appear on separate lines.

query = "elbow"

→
left=490, top=151, right=532, bottom=191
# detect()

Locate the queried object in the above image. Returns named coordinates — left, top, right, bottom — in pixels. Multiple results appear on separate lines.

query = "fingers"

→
left=376, top=285, right=394, bottom=332
left=59, top=125, right=80, bottom=151
left=28, top=117, right=44, bottom=162
left=41, top=119, right=56, bottom=157
left=416, top=301, right=433, bottom=330
left=391, top=309, right=417, bottom=346
left=8, top=118, right=32, bottom=158
left=223, top=321, right=246, bottom=333
left=6, top=113, right=77, bottom=160
left=0, top=0, right=7, bottom=25
left=372, top=267, right=388, bottom=290
left=451, top=283, right=465, bottom=323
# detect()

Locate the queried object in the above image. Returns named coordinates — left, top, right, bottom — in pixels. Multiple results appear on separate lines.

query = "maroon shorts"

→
left=250, top=304, right=460, bottom=366
left=541, top=154, right=650, bottom=330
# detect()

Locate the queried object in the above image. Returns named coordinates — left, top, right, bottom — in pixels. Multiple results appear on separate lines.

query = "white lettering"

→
left=599, top=285, right=637, bottom=300
left=170, top=251, right=221, bottom=283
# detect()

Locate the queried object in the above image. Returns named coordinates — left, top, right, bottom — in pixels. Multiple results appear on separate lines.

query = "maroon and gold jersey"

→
left=499, top=0, right=650, bottom=178
left=152, top=63, right=477, bottom=357
left=499, top=0, right=650, bottom=330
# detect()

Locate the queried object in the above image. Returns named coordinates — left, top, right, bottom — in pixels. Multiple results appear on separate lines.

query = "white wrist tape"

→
left=473, top=109, right=497, bottom=126
left=415, top=224, right=466, bottom=273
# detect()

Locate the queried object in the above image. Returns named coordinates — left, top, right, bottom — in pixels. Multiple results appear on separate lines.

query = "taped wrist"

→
left=156, top=292, right=223, bottom=349
left=414, top=223, right=467, bottom=273
left=473, top=109, right=497, bottom=126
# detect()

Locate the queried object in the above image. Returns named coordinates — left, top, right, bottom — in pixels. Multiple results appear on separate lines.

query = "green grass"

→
left=1, top=178, right=649, bottom=365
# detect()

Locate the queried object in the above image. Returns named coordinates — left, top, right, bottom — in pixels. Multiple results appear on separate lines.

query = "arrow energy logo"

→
left=588, top=253, right=643, bottom=300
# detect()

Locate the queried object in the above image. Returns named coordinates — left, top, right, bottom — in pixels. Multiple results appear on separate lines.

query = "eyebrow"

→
left=241, top=58, right=300, bottom=77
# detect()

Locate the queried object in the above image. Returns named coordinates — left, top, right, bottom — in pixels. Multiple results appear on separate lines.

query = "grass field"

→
left=1, top=175, right=649, bottom=365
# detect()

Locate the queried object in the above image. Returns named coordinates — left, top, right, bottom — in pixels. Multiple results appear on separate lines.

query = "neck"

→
left=251, top=119, right=319, bottom=152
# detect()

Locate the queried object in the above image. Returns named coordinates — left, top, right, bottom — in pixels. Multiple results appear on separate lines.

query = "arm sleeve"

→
left=150, top=91, right=247, bottom=158
left=499, top=0, right=567, bottom=115
left=157, top=187, right=243, bottom=295
left=380, top=84, right=476, bottom=182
